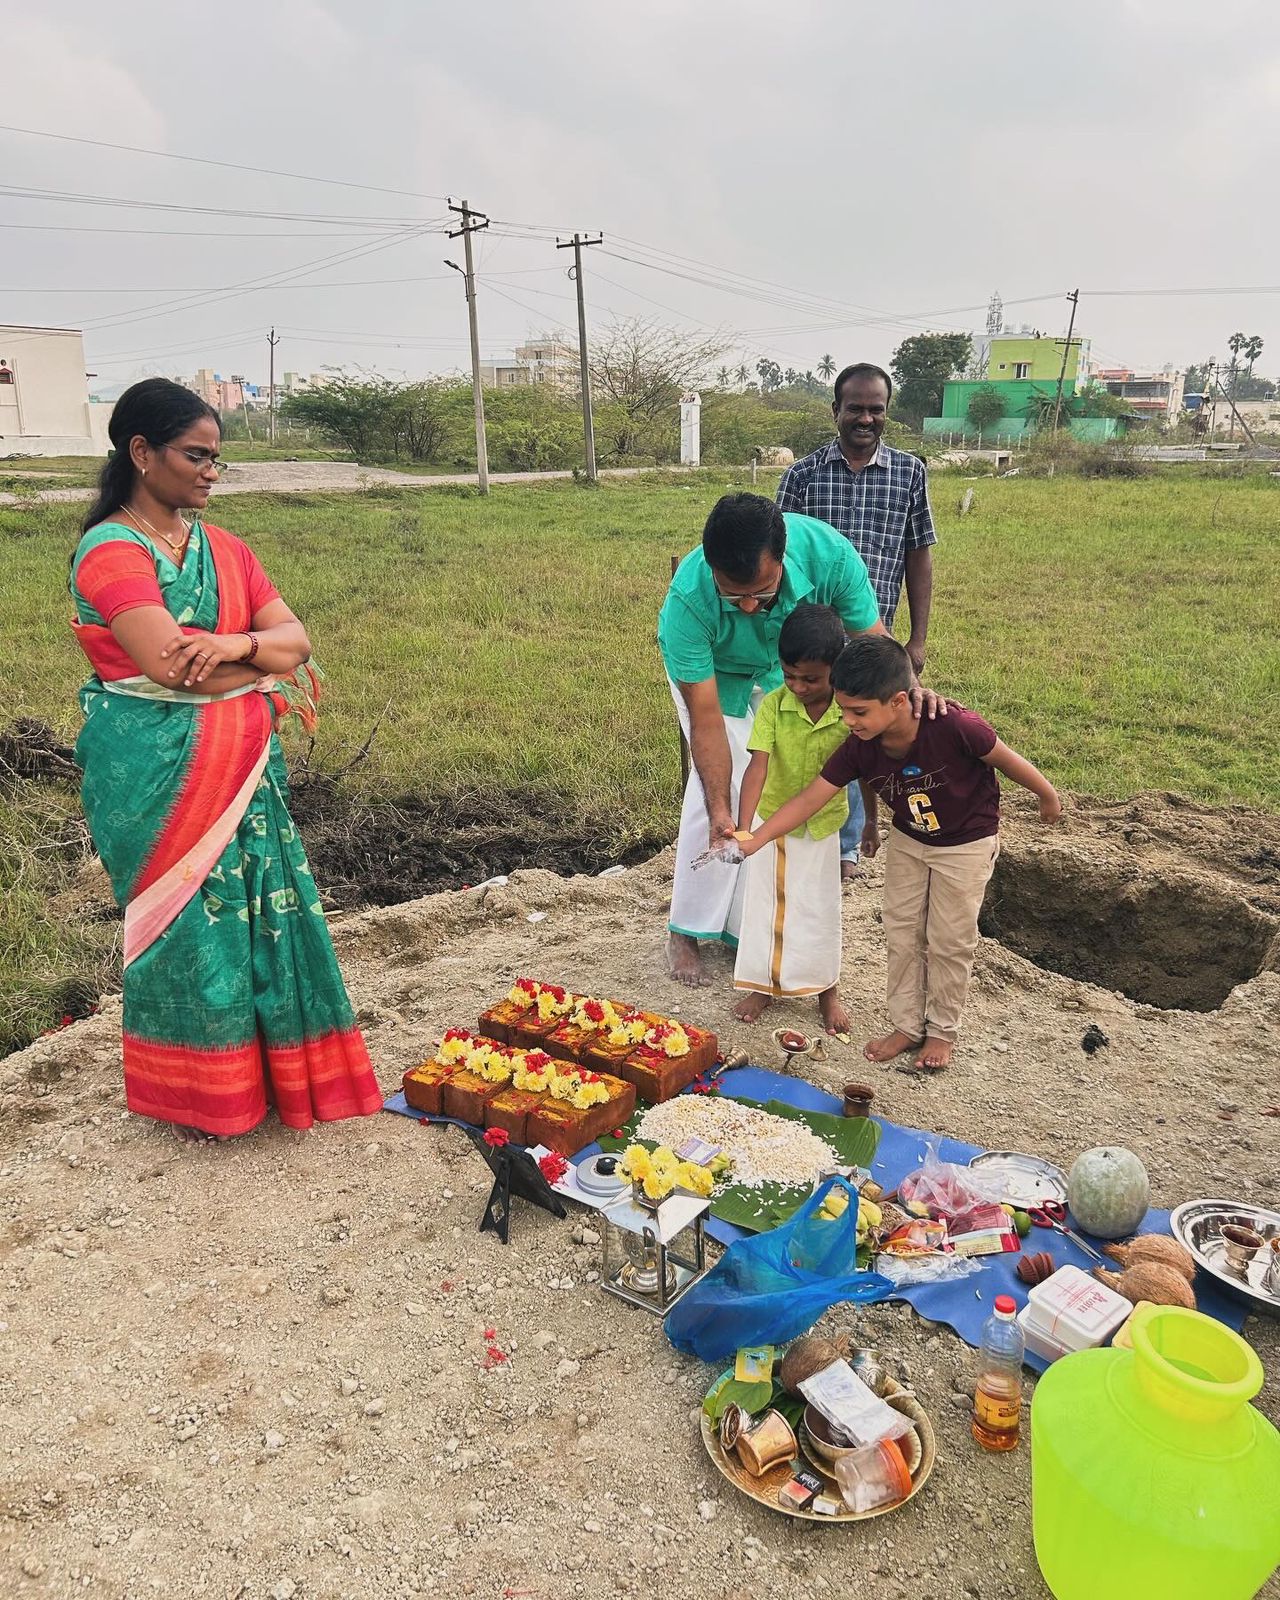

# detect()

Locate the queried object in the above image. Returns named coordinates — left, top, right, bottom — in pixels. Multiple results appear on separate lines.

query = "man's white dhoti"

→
left=733, top=821, right=842, bottom=996
left=667, top=681, right=762, bottom=946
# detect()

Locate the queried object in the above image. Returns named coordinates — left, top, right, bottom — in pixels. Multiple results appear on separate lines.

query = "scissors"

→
left=1026, top=1200, right=1105, bottom=1264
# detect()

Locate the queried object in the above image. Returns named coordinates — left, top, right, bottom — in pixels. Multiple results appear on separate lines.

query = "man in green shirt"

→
left=659, top=492, right=913, bottom=986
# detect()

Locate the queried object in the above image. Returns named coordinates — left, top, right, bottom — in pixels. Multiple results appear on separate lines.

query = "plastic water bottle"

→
left=972, top=1293, right=1024, bottom=1451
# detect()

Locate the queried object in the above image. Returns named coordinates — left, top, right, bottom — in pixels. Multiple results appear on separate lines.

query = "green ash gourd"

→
left=1066, top=1147, right=1149, bottom=1240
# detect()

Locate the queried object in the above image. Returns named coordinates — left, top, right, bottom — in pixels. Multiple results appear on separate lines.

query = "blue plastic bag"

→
left=663, top=1176, right=893, bottom=1363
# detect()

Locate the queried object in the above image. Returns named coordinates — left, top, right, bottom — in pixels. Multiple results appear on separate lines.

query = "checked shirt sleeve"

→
left=775, top=461, right=806, bottom=513
left=905, top=460, right=938, bottom=550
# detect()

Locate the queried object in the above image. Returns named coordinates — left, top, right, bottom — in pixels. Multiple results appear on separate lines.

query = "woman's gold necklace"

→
left=125, top=503, right=189, bottom=561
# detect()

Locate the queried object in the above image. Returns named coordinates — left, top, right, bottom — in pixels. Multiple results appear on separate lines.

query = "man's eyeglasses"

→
left=714, top=578, right=781, bottom=607
left=163, top=445, right=223, bottom=470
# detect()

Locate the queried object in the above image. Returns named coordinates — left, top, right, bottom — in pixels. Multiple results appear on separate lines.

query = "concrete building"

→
left=1094, top=367, right=1186, bottom=426
left=479, top=338, right=577, bottom=390
left=1198, top=393, right=1280, bottom=437
left=280, top=370, right=332, bottom=396
left=970, top=327, right=1091, bottom=386
left=0, top=324, right=107, bottom=457
left=185, top=369, right=253, bottom=411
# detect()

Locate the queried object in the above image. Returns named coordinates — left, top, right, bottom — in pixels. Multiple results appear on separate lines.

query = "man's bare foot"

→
left=915, top=1037, right=954, bottom=1072
left=863, top=1029, right=925, bottom=1063
left=840, top=859, right=862, bottom=883
left=733, top=991, right=773, bottom=1023
left=818, top=988, right=852, bottom=1035
left=667, top=932, right=712, bottom=988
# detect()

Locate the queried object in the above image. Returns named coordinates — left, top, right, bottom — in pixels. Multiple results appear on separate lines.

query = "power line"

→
left=0, top=221, right=392, bottom=238
left=0, top=182, right=438, bottom=230
left=0, top=122, right=450, bottom=203
left=1, top=268, right=561, bottom=294
left=77, top=226, right=436, bottom=335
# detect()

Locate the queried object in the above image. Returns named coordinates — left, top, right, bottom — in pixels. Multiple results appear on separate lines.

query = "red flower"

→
left=545, top=984, right=566, bottom=1002
left=526, top=1051, right=551, bottom=1070
left=483, top=1127, right=511, bottom=1148
left=538, top=1152, right=569, bottom=1184
left=584, top=999, right=605, bottom=1023
left=441, top=1280, right=454, bottom=1292
left=515, top=977, right=538, bottom=994
left=483, top=1327, right=497, bottom=1341
left=60, top=1015, right=73, bottom=1028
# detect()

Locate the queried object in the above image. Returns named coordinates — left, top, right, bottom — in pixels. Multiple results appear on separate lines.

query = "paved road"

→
left=0, top=460, right=709, bottom=505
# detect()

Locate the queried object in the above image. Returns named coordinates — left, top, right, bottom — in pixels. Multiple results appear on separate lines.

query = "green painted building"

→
left=982, top=333, right=1086, bottom=385
left=923, top=376, right=1119, bottom=442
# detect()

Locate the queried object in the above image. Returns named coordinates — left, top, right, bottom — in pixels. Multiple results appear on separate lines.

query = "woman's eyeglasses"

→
left=163, top=445, right=222, bottom=470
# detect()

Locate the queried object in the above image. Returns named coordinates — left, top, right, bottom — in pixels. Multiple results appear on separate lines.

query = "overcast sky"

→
left=4, top=1, right=1278, bottom=392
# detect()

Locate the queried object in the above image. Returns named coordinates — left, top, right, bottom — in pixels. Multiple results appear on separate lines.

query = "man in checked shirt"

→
left=776, top=363, right=937, bottom=879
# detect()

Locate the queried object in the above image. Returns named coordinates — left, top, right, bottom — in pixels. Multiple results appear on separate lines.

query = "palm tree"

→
left=817, top=353, right=836, bottom=380
left=1244, top=334, right=1265, bottom=376
left=735, top=362, right=750, bottom=387
left=1227, top=331, right=1248, bottom=392
left=717, top=365, right=731, bottom=389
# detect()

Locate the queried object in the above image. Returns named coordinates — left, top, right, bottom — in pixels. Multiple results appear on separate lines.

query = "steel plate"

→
left=967, top=1150, right=1068, bottom=1210
left=1169, top=1198, right=1280, bottom=1319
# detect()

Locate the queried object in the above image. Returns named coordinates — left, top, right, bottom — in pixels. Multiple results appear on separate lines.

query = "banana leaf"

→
left=593, top=1092, right=881, bottom=1235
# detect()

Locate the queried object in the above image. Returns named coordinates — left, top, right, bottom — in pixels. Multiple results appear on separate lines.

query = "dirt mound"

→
left=289, top=775, right=666, bottom=908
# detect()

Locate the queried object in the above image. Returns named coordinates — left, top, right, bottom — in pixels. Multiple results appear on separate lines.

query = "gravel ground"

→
left=2, top=796, right=1277, bottom=1599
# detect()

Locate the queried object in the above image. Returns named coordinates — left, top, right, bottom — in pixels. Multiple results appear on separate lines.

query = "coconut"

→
left=1101, top=1234, right=1197, bottom=1283
left=1093, top=1262, right=1196, bottom=1310
left=778, top=1335, right=841, bottom=1396
left=1067, top=1147, right=1150, bottom=1240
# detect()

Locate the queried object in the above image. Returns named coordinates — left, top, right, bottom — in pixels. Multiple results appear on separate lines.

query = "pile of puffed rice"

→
left=635, top=1096, right=840, bottom=1189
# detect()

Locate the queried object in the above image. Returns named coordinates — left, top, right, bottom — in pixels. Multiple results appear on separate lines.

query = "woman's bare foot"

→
left=733, top=991, right=773, bottom=1023
left=863, top=1029, right=925, bottom=1063
left=818, top=988, right=851, bottom=1035
left=173, top=1123, right=227, bottom=1144
left=915, top=1037, right=954, bottom=1072
left=667, top=932, right=711, bottom=988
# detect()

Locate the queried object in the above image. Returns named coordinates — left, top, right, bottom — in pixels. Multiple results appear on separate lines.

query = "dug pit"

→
left=979, top=841, right=1277, bottom=1012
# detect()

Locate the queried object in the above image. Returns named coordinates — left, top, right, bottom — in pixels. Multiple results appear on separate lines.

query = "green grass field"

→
left=3, top=468, right=1279, bottom=1049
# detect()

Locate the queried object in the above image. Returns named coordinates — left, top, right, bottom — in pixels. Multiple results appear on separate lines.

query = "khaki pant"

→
left=881, top=828, right=1000, bottom=1044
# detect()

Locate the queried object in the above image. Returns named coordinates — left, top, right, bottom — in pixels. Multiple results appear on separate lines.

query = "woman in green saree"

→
left=70, top=378, right=383, bottom=1138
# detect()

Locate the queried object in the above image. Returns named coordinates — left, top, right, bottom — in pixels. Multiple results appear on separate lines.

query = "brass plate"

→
left=699, top=1381, right=935, bottom=1523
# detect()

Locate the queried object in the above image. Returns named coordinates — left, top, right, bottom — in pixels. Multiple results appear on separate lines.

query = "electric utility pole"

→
left=1051, top=289, right=1080, bottom=434
left=267, top=327, right=280, bottom=446
left=555, top=231, right=603, bottom=482
left=446, top=198, right=490, bottom=494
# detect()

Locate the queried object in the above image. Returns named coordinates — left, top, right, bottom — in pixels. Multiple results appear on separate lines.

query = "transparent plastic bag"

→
left=873, top=1251, right=983, bottom=1288
left=897, top=1138, right=1004, bottom=1222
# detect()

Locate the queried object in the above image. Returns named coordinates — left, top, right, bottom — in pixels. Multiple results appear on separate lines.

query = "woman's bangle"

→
left=242, top=632, right=259, bottom=663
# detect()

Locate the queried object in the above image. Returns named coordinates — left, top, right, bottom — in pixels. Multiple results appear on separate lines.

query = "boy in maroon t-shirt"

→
left=738, top=636, right=1061, bottom=1072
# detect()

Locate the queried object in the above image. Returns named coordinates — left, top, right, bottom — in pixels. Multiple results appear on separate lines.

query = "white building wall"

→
left=0, top=325, right=99, bottom=456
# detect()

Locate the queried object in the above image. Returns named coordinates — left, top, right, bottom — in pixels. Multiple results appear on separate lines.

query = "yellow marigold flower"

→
left=650, top=1146, right=679, bottom=1176
left=620, top=1146, right=652, bottom=1182
left=643, top=1169, right=674, bottom=1201
left=677, top=1162, right=714, bottom=1197
left=438, top=1034, right=473, bottom=1064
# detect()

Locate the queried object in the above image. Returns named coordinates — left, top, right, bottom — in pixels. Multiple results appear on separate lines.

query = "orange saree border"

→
left=124, top=1026, right=382, bottom=1135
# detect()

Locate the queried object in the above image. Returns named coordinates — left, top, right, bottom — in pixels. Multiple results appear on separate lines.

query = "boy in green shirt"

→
left=733, top=604, right=852, bottom=1034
